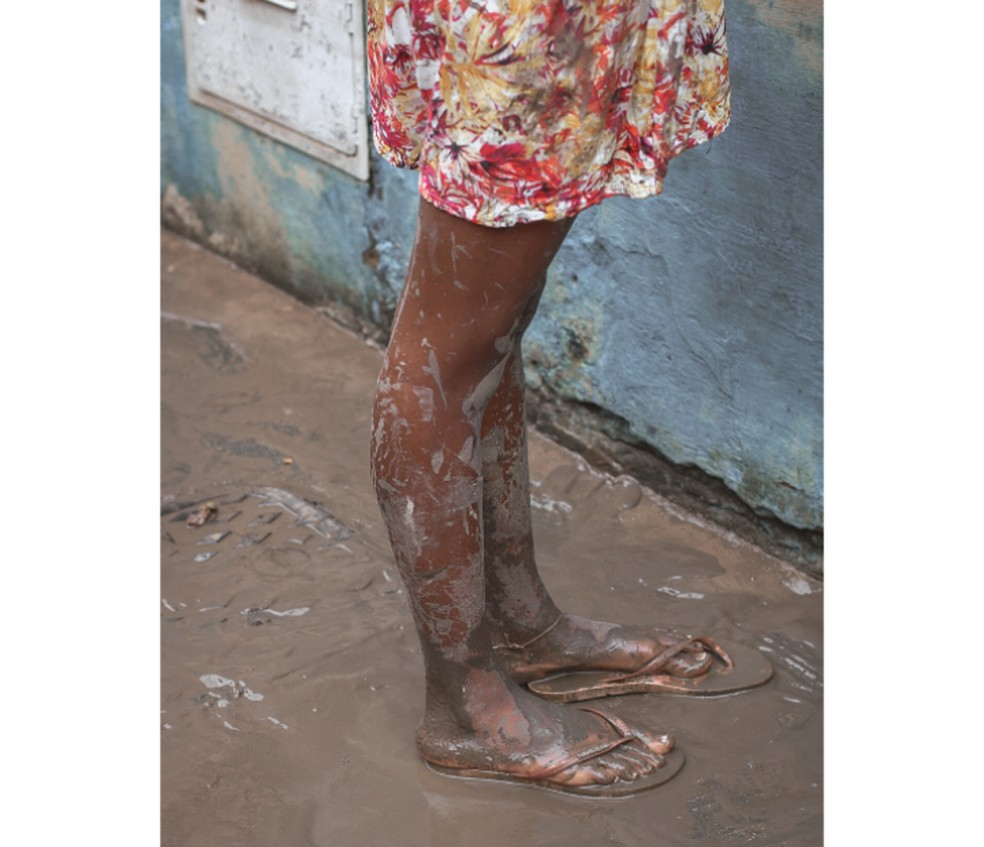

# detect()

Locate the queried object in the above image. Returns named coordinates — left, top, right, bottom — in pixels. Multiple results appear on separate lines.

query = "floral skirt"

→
left=367, top=0, right=730, bottom=227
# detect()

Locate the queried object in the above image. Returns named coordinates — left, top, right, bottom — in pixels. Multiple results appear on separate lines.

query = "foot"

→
left=492, top=613, right=728, bottom=684
left=417, top=666, right=675, bottom=791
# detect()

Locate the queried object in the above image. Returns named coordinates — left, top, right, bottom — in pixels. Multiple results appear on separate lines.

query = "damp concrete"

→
left=161, top=229, right=822, bottom=846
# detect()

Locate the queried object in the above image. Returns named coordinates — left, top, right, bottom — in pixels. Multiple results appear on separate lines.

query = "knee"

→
left=376, top=343, right=512, bottom=430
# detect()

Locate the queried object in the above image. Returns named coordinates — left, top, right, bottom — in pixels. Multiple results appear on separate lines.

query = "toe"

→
left=633, top=728, right=675, bottom=756
left=604, top=749, right=650, bottom=781
left=561, top=760, right=619, bottom=787
left=613, top=746, right=663, bottom=778
left=557, top=748, right=660, bottom=787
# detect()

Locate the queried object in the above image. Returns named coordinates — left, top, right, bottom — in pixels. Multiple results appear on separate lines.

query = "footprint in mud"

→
left=248, top=546, right=313, bottom=577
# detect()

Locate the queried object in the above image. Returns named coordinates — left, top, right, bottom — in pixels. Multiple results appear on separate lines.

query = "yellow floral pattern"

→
left=368, top=0, right=730, bottom=226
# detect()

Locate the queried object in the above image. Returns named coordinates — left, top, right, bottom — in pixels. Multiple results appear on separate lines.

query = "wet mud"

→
left=162, top=229, right=822, bottom=846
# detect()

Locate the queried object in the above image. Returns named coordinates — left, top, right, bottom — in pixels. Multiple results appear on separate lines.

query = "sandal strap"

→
left=527, top=708, right=652, bottom=780
left=599, top=634, right=734, bottom=684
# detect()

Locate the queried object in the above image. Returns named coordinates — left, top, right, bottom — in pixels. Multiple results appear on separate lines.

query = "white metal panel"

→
left=181, top=0, right=369, bottom=180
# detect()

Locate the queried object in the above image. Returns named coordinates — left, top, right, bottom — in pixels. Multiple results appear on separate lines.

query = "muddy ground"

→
left=161, top=229, right=822, bottom=846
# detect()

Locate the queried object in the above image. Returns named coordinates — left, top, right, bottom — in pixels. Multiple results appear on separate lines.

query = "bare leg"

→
left=480, top=343, right=716, bottom=682
left=371, top=200, right=672, bottom=788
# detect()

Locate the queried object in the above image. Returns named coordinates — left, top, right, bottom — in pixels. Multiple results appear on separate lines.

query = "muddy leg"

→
left=370, top=200, right=672, bottom=787
left=479, top=327, right=717, bottom=683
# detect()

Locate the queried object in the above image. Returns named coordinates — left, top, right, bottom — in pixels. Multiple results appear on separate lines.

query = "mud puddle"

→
left=162, top=230, right=822, bottom=846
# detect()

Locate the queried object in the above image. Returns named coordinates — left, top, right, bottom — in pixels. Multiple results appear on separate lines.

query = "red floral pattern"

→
left=367, top=0, right=730, bottom=227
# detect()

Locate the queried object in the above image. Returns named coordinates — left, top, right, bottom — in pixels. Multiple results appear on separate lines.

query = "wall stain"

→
left=743, top=0, right=823, bottom=77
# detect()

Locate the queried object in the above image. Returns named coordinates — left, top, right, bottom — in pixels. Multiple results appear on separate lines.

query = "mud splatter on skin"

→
left=456, top=435, right=476, bottom=465
left=371, top=322, right=496, bottom=664
left=461, top=667, right=533, bottom=745
left=480, top=353, right=557, bottom=636
left=422, top=347, right=448, bottom=408
left=412, top=385, right=435, bottom=422
left=372, top=248, right=714, bottom=679
left=474, top=336, right=719, bottom=682
left=462, top=357, right=511, bottom=421
left=368, top=201, right=676, bottom=786
left=407, top=557, right=485, bottom=662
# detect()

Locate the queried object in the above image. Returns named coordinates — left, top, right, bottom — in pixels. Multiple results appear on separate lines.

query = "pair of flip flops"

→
left=427, top=634, right=773, bottom=796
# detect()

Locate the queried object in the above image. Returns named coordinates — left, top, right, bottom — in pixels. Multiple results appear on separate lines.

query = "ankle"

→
left=420, top=661, right=519, bottom=735
left=488, top=605, right=565, bottom=650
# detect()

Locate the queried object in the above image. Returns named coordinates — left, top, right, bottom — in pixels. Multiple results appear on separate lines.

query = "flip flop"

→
left=425, top=708, right=685, bottom=797
left=527, top=637, right=774, bottom=703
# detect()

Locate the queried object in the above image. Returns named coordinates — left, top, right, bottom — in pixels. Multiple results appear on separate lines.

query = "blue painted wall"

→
left=162, top=0, right=823, bottom=533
